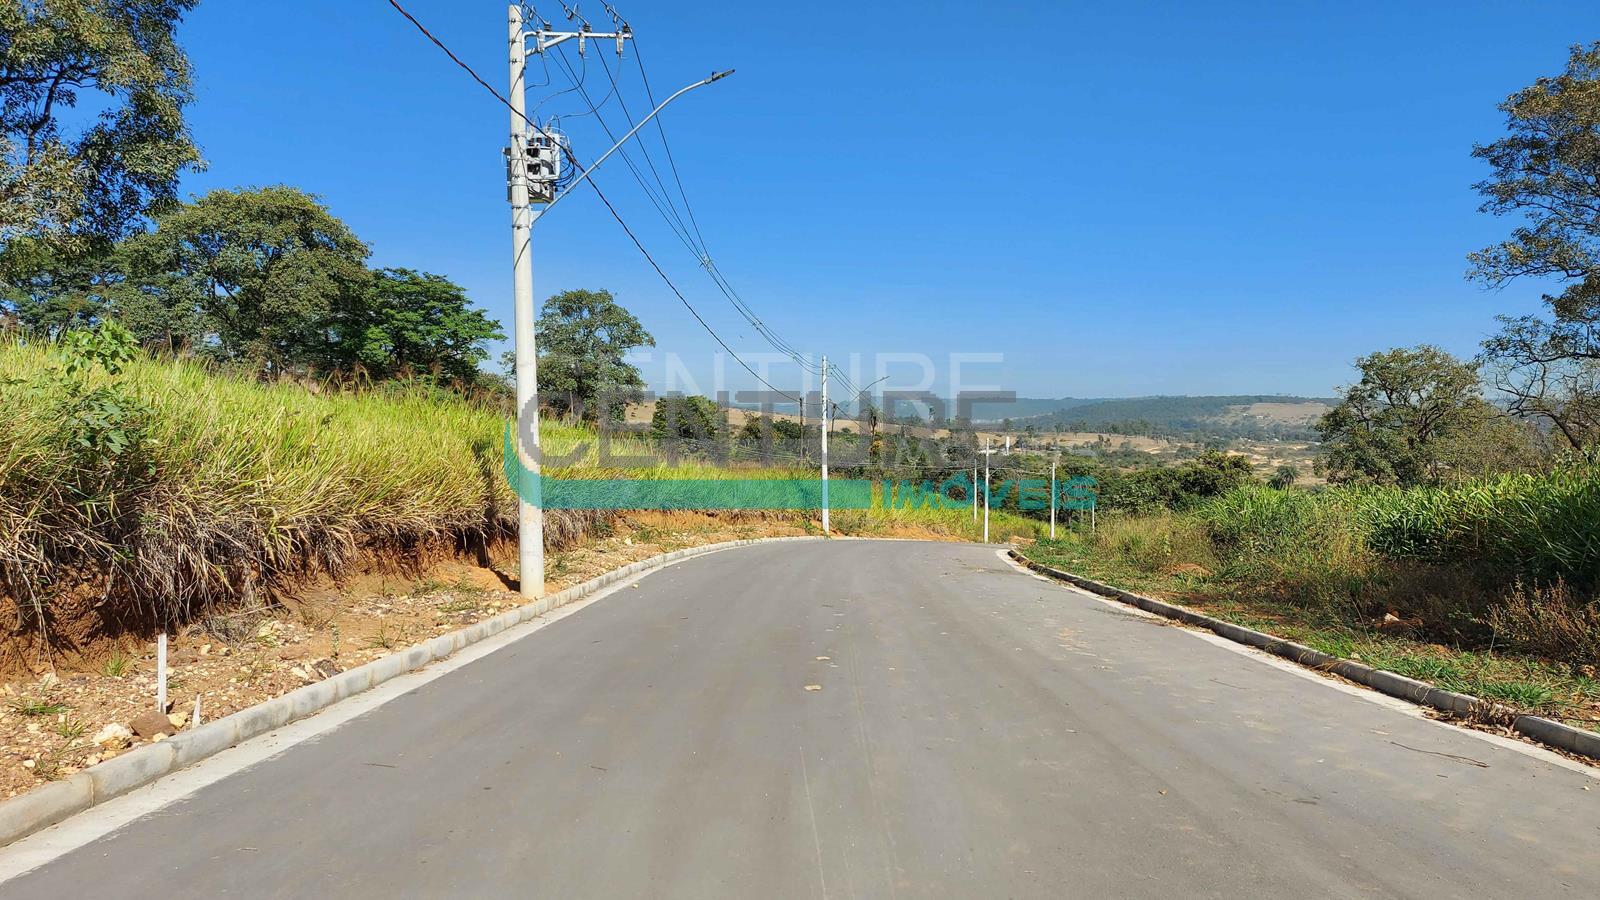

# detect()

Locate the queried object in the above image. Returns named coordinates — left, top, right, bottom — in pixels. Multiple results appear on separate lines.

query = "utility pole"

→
left=981, top=435, right=998, bottom=543
left=1049, top=451, right=1058, bottom=540
left=820, top=356, right=830, bottom=534
left=507, top=4, right=545, bottom=599
left=506, top=6, right=633, bottom=599
left=798, top=380, right=805, bottom=459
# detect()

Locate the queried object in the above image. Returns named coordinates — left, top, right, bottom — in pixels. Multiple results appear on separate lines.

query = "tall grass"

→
left=1059, top=469, right=1600, bottom=664
left=0, top=340, right=988, bottom=638
left=1359, top=470, right=1600, bottom=589
left=0, top=342, right=802, bottom=624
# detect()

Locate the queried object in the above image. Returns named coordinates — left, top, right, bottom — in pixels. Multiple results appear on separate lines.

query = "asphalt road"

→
left=6, top=540, right=1599, bottom=898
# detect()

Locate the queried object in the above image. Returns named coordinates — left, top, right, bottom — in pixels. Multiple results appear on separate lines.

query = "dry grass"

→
left=0, top=340, right=807, bottom=647
left=1, top=339, right=1007, bottom=661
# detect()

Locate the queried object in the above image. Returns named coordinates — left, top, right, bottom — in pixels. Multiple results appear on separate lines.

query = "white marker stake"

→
left=156, top=633, right=167, bottom=713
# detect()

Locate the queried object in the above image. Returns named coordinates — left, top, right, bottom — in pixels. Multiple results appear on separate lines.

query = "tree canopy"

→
left=0, top=0, right=202, bottom=264
left=120, top=186, right=371, bottom=372
left=4, top=186, right=505, bottom=386
left=535, top=288, right=653, bottom=420
left=651, top=394, right=723, bottom=443
left=1316, top=346, right=1531, bottom=485
left=351, top=268, right=503, bottom=384
left=1473, top=42, right=1600, bottom=458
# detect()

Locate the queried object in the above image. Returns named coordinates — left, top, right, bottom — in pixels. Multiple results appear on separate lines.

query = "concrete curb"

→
left=1010, top=550, right=1600, bottom=764
left=0, top=535, right=825, bottom=847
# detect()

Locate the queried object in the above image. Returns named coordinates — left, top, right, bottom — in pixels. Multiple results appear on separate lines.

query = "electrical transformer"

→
left=506, top=128, right=566, bottom=205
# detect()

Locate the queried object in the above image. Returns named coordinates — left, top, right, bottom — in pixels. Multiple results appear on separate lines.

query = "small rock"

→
left=93, top=723, right=133, bottom=749
left=804, top=684, right=822, bottom=692
left=310, top=658, right=341, bottom=680
left=130, top=710, right=178, bottom=739
left=167, top=711, right=189, bottom=729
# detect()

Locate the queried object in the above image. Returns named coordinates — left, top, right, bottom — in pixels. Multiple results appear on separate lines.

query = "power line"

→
left=548, top=44, right=700, bottom=254
left=632, top=37, right=711, bottom=256
left=595, top=47, right=699, bottom=251
left=555, top=20, right=822, bottom=376
left=562, top=148, right=803, bottom=404
left=386, top=0, right=524, bottom=120
left=384, top=0, right=808, bottom=406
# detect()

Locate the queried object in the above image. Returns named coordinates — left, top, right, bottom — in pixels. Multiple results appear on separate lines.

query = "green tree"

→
left=1269, top=464, right=1299, bottom=490
left=120, top=186, right=370, bottom=374
left=0, top=0, right=202, bottom=262
left=737, top=414, right=770, bottom=441
left=350, top=268, right=502, bottom=385
left=651, top=394, right=723, bottom=443
left=1316, top=347, right=1505, bottom=485
left=1176, top=450, right=1255, bottom=498
left=1472, top=43, right=1600, bottom=457
left=772, top=418, right=804, bottom=441
left=534, top=288, right=653, bottom=421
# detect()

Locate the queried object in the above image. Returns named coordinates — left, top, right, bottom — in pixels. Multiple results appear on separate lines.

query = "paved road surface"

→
left=6, top=541, right=1598, bottom=897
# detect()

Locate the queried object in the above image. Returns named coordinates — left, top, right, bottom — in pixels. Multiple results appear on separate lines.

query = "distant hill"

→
left=730, top=392, right=1336, bottom=441
left=966, top=397, right=1099, bottom=421
left=1028, top=395, right=1335, bottom=440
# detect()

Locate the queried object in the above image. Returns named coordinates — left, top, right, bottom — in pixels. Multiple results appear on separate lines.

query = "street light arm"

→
left=536, top=70, right=735, bottom=222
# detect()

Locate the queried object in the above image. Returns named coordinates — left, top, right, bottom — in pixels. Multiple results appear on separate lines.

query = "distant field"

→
left=1034, top=432, right=1179, bottom=453
left=1217, top=401, right=1332, bottom=426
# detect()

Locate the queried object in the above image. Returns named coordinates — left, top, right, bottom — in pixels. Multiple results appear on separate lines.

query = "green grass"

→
left=1027, top=520, right=1600, bottom=730
left=101, top=650, right=130, bottom=677
left=54, top=719, right=88, bottom=740
left=1, top=338, right=1004, bottom=636
left=7, top=696, right=69, bottom=717
left=0, top=340, right=804, bottom=613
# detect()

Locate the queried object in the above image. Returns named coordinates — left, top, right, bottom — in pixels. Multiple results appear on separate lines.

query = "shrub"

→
left=1489, top=581, right=1600, bottom=664
left=1093, top=513, right=1216, bottom=574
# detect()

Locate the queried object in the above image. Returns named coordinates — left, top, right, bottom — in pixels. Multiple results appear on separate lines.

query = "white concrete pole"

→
left=509, top=5, right=544, bottom=599
left=983, top=436, right=991, bottom=543
left=1050, top=457, right=1057, bottom=540
left=820, top=356, right=830, bottom=534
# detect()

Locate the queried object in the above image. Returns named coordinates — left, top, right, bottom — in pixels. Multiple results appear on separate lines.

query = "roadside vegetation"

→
left=0, top=331, right=1029, bottom=663
left=1027, top=473, right=1600, bottom=730
left=1021, top=43, right=1600, bottom=732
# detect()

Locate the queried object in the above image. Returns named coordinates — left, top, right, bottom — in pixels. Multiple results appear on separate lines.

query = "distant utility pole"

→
left=972, top=461, right=978, bottom=522
left=980, top=436, right=1001, bottom=543
left=820, top=356, right=830, bottom=534
left=1049, top=450, right=1058, bottom=540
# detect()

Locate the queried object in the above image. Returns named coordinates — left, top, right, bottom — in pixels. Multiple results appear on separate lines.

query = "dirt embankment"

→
left=0, top=509, right=983, bottom=801
left=0, top=510, right=819, bottom=800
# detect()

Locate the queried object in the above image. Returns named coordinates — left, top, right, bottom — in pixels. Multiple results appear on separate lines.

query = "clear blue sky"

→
left=173, top=1, right=1593, bottom=399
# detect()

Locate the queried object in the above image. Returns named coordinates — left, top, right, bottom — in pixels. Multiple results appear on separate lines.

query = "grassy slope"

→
left=0, top=342, right=1030, bottom=631
left=1024, top=481, right=1600, bottom=731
